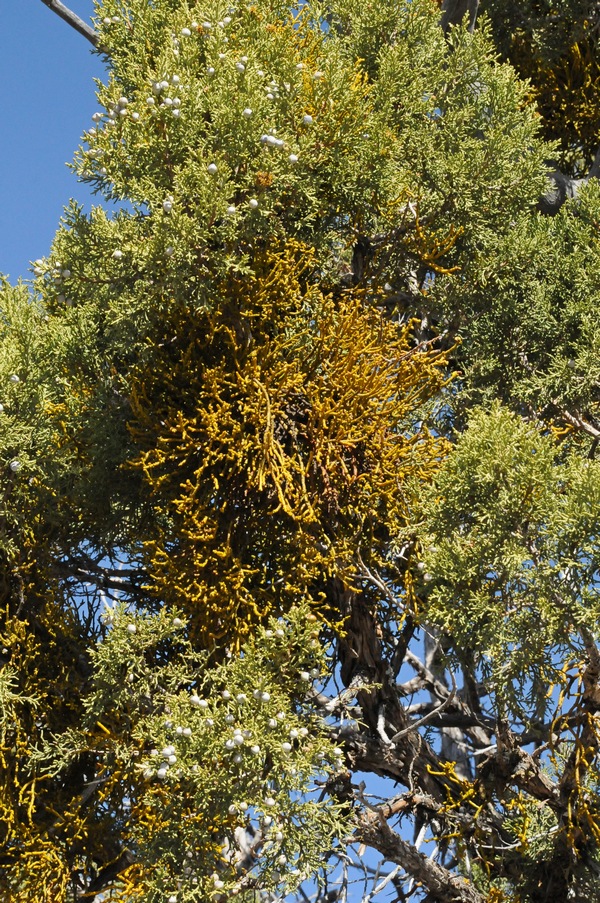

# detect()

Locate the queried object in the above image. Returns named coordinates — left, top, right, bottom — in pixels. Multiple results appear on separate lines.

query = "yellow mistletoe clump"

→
left=128, top=242, right=449, bottom=648
left=511, top=34, right=600, bottom=173
left=0, top=601, right=97, bottom=902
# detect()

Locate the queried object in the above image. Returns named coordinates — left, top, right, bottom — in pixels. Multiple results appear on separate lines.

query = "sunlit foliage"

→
left=4, top=0, right=600, bottom=900
left=128, top=242, right=448, bottom=647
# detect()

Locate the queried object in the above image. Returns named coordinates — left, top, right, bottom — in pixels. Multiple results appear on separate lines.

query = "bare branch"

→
left=52, top=552, right=142, bottom=595
left=483, top=720, right=559, bottom=805
left=390, top=667, right=457, bottom=743
left=355, top=808, right=486, bottom=903
left=404, top=648, right=453, bottom=702
left=440, top=0, right=480, bottom=34
left=538, top=170, right=585, bottom=216
left=559, top=407, right=600, bottom=440
left=538, top=145, right=600, bottom=216
left=39, top=0, right=101, bottom=49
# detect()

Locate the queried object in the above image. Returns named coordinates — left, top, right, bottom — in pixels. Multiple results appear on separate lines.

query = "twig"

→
left=390, top=668, right=457, bottom=743
left=39, top=0, right=101, bottom=49
left=356, top=552, right=400, bottom=610
left=559, top=407, right=600, bottom=440
left=361, top=864, right=403, bottom=902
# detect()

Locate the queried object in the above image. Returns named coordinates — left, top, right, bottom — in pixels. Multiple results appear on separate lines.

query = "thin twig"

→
left=361, top=864, right=403, bottom=902
left=356, top=551, right=400, bottom=609
left=39, top=0, right=101, bottom=49
left=390, top=668, right=457, bottom=743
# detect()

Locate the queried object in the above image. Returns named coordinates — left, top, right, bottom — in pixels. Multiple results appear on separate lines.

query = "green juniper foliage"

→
left=421, top=405, right=600, bottom=721
left=3, top=0, right=600, bottom=901
left=31, top=605, right=346, bottom=901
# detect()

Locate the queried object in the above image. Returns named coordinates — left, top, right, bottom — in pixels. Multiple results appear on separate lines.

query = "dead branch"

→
left=39, top=0, right=101, bottom=49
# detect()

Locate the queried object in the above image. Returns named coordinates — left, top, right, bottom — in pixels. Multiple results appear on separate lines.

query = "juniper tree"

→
left=2, top=1, right=600, bottom=901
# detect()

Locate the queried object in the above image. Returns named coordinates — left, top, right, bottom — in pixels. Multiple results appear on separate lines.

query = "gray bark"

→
left=355, top=808, right=486, bottom=903
left=39, top=0, right=101, bottom=49
left=440, top=0, right=480, bottom=33
left=538, top=148, right=600, bottom=215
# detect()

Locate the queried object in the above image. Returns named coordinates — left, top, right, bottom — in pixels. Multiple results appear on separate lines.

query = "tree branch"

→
left=39, top=0, right=101, bottom=49
left=440, top=0, right=480, bottom=34
left=389, top=666, right=457, bottom=743
left=355, top=808, right=486, bottom=903
left=538, top=148, right=600, bottom=216
left=52, top=552, right=142, bottom=595
left=558, top=407, right=600, bottom=440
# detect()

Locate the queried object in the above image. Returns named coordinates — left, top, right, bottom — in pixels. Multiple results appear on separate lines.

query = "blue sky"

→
left=0, top=1, right=103, bottom=282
